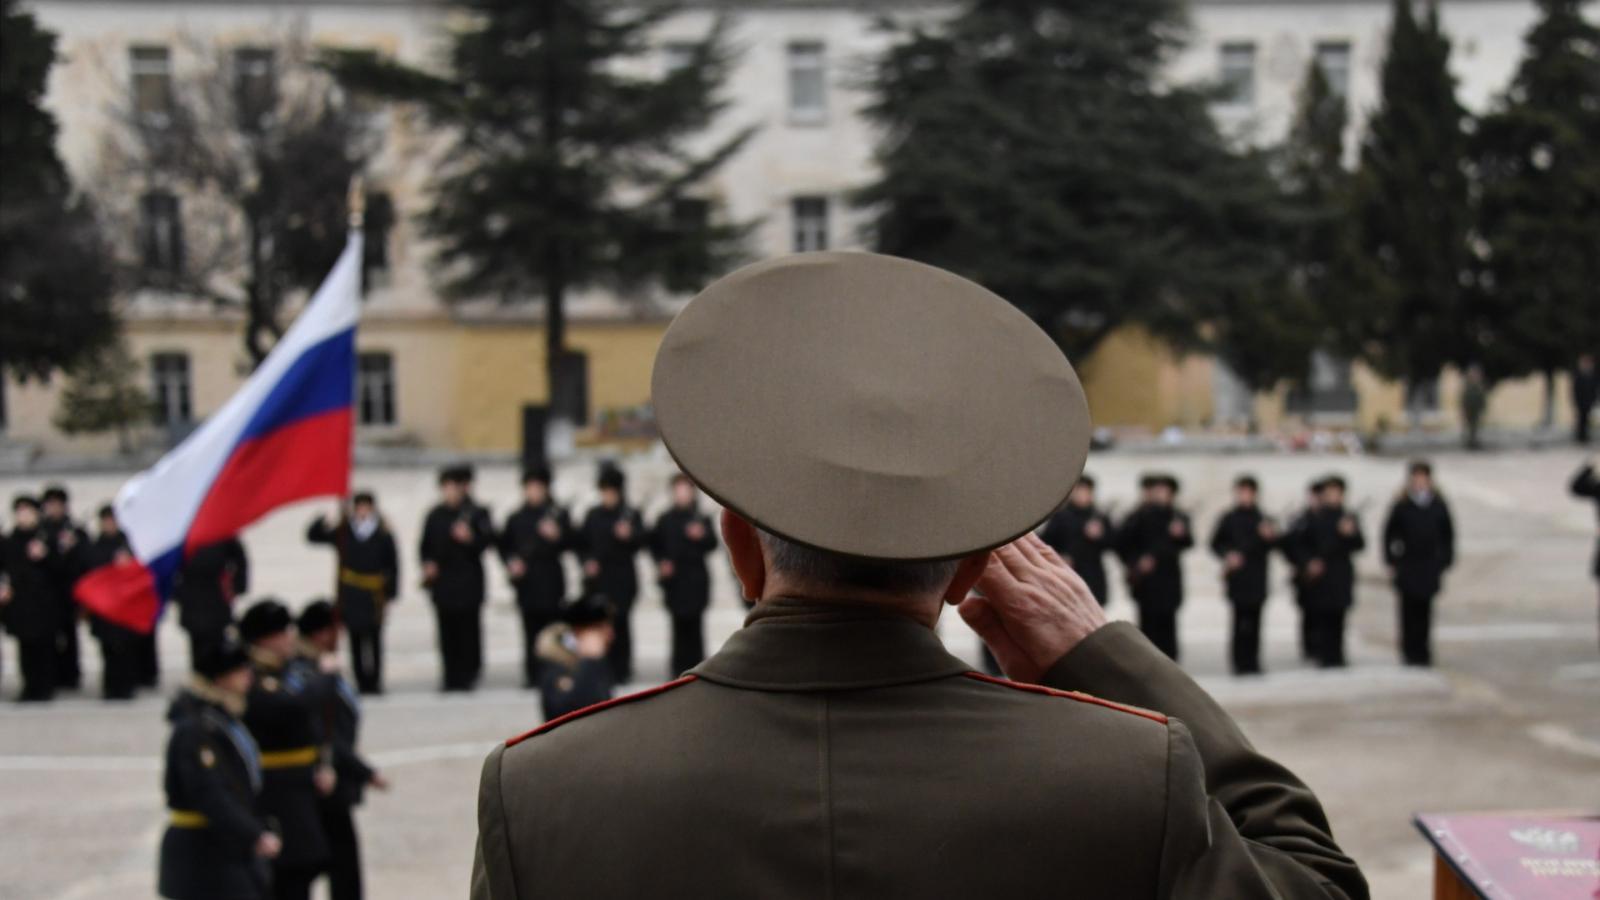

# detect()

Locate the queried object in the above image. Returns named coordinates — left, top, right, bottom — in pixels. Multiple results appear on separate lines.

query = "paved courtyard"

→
left=1, top=446, right=1597, bottom=899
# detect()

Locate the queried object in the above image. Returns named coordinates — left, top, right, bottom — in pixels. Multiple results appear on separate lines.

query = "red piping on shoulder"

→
left=506, top=675, right=699, bottom=747
left=962, top=671, right=1168, bottom=724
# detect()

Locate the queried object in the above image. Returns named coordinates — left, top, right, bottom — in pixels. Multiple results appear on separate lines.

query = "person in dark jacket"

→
left=158, top=639, right=279, bottom=900
left=498, top=467, right=575, bottom=687
left=297, top=601, right=387, bottom=900
left=420, top=465, right=494, bottom=692
left=39, top=485, right=87, bottom=690
left=1574, top=354, right=1596, bottom=445
left=578, top=465, right=645, bottom=682
left=1209, top=475, right=1280, bottom=676
left=1568, top=459, right=1600, bottom=651
left=1291, top=476, right=1366, bottom=668
left=175, top=538, right=250, bottom=667
left=536, top=593, right=616, bottom=722
left=650, top=474, right=720, bottom=675
left=1113, top=474, right=1193, bottom=660
left=239, top=600, right=335, bottom=900
left=1382, top=461, right=1455, bottom=667
left=1281, top=485, right=1322, bottom=661
left=2, top=495, right=58, bottom=701
left=85, top=505, right=141, bottom=700
left=307, top=493, right=399, bottom=694
left=1039, top=474, right=1113, bottom=606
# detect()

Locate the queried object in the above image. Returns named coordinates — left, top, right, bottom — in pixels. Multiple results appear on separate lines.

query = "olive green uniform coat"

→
left=472, top=599, right=1367, bottom=899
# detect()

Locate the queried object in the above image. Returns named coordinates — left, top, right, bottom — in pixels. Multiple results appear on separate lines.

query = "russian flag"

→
left=75, top=234, right=363, bottom=634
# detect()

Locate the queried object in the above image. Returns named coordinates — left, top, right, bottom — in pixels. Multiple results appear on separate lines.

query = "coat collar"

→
left=690, top=597, right=973, bottom=691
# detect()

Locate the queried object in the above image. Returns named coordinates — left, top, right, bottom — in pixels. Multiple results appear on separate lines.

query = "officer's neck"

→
left=758, top=577, right=942, bottom=629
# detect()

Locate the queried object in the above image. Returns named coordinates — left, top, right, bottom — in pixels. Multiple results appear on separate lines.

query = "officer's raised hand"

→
left=958, top=533, right=1108, bottom=684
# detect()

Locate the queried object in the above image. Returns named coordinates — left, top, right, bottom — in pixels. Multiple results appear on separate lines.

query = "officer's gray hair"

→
left=758, top=530, right=963, bottom=595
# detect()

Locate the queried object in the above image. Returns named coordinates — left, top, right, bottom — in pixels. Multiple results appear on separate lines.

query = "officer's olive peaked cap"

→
left=651, top=251, right=1091, bottom=561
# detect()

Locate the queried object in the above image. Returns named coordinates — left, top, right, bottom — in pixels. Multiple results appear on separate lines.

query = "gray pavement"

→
left=2, top=447, right=1597, bottom=899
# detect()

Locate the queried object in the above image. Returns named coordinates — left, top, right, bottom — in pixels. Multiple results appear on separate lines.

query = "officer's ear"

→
left=721, top=510, right=766, bottom=602
left=942, top=552, right=990, bottom=605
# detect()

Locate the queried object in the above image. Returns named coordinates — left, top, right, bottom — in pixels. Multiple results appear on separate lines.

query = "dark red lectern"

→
left=1414, top=811, right=1600, bottom=899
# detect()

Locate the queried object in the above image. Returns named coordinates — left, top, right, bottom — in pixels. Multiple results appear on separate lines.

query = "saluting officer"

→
left=498, top=466, right=575, bottom=688
left=1209, top=475, right=1279, bottom=676
left=158, top=640, right=278, bottom=900
left=1113, top=473, right=1193, bottom=660
left=420, top=466, right=494, bottom=692
left=577, top=465, right=644, bottom=683
left=39, top=485, right=88, bottom=690
left=1039, top=474, right=1113, bottom=606
left=174, top=537, right=250, bottom=667
left=534, top=593, right=617, bottom=722
left=1383, top=461, right=1455, bottom=667
left=296, top=601, right=387, bottom=900
left=1291, top=476, right=1366, bottom=668
left=3, top=495, right=59, bottom=701
left=470, top=252, right=1366, bottom=899
left=86, top=505, right=141, bottom=700
left=238, top=600, right=334, bottom=900
left=649, top=473, right=720, bottom=675
left=307, top=493, right=400, bottom=694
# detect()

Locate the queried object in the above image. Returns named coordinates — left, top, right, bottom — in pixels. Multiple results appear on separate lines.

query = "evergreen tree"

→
left=1342, top=0, right=1473, bottom=411
left=0, top=0, right=116, bottom=380
left=327, top=1, right=754, bottom=423
left=855, top=0, right=1296, bottom=363
left=1470, top=0, right=1600, bottom=422
left=52, top=339, right=151, bottom=454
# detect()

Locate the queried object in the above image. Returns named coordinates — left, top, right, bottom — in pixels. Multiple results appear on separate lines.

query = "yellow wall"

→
left=1077, top=327, right=1215, bottom=430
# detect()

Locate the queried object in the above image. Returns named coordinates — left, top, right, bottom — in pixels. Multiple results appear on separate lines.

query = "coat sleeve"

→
left=1570, top=465, right=1599, bottom=499
left=1208, top=514, right=1230, bottom=559
left=1343, top=515, right=1366, bottom=555
left=1382, top=505, right=1401, bottom=567
left=1045, top=623, right=1368, bottom=900
left=382, top=533, right=401, bottom=601
left=472, top=744, right=521, bottom=900
left=307, top=518, right=334, bottom=546
left=1439, top=502, right=1455, bottom=570
left=229, top=539, right=250, bottom=596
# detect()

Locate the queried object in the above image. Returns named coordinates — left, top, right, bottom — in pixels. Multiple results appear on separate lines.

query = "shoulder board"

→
left=506, top=675, right=698, bottom=747
left=962, top=672, right=1167, bottom=724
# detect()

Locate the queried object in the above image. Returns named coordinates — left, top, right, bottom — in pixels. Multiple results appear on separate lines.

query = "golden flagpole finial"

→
left=348, top=175, right=366, bottom=231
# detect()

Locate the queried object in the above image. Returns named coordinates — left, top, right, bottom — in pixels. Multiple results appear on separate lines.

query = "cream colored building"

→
left=1, top=0, right=1574, bottom=458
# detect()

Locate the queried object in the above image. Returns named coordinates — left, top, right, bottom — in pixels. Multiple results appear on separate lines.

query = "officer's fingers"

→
left=975, top=551, right=1023, bottom=599
left=958, top=596, right=1026, bottom=665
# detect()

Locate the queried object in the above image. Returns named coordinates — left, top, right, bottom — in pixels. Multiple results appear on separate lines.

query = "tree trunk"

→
left=1541, top=368, right=1555, bottom=430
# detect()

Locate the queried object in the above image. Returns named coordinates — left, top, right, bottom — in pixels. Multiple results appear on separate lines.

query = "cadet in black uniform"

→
left=578, top=465, right=644, bottom=682
left=419, top=465, right=494, bottom=692
left=39, top=485, right=87, bottom=690
left=307, top=493, right=399, bottom=694
left=649, top=474, right=720, bottom=675
left=1039, top=474, right=1113, bottom=606
left=1291, top=476, right=1366, bottom=668
left=86, top=505, right=141, bottom=700
left=498, top=466, right=575, bottom=687
left=3, top=496, right=58, bottom=701
left=1382, top=461, right=1455, bottom=667
left=238, top=600, right=334, bottom=900
left=297, top=601, right=387, bottom=900
left=158, top=640, right=278, bottom=900
left=1209, top=476, right=1279, bottom=675
left=175, top=537, right=250, bottom=667
left=535, top=593, right=616, bottom=721
left=1281, top=485, right=1321, bottom=660
left=1113, top=474, right=1193, bottom=660
left=1573, top=459, right=1600, bottom=651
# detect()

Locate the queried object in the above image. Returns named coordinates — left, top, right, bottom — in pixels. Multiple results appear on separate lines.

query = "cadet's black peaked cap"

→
left=194, top=639, right=251, bottom=679
left=651, top=251, right=1091, bottom=562
left=238, top=599, right=293, bottom=642
left=297, top=599, right=336, bottom=636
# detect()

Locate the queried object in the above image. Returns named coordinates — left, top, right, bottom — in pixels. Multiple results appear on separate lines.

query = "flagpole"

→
left=344, top=175, right=365, bottom=513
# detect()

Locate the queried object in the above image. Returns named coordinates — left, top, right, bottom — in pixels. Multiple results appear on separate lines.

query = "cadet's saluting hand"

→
left=255, top=832, right=282, bottom=859
left=959, top=533, right=1108, bottom=684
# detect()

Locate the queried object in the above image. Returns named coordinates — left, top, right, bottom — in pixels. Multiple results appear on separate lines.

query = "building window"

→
left=663, top=41, right=697, bottom=75
left=130, top=45, right=172, bottom=120
left=357, top=352, right=396, bottom=426
left=792, top=196, right=829, bottom=252
left=150, top=352, right=192, bottom=427
left=139, top=191, right=184, bottom=280
left=665, top=197, right=710, bottom=293
left=787, top=41, right=827, bottom=124
left=233, top=46, right=277, bottom=130
left=1315, top=41, right=1352, bottom=100
left=1218, top=42, right=1257, bottom=107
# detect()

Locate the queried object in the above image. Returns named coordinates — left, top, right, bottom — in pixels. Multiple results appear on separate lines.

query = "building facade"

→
left=1, top=0, right=1572, bottom=457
